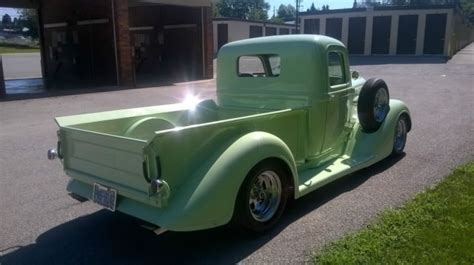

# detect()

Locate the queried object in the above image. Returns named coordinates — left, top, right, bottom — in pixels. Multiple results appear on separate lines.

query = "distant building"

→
left=213, top=18, right=298, bottom=53
left=300, top=5, right=474, bottom=56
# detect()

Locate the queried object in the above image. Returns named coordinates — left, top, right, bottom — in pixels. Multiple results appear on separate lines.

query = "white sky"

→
left=0, top=7, right=19, bottom=19
left=269, top=0, right=355, bottom=14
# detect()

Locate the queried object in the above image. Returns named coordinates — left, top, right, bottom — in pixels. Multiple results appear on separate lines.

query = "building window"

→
left=304, top=18, right=320, bottom=34
left=249, top=26, right=263, bottom=38
left=279, top=28, right=290, bottom=35
left=265, top=26, right=277, bottom=36
left=238, top=54, right=281, bottom=77
left=291, top=28, right=299, bottom=34
left=328, top=52, right=347, bottom=87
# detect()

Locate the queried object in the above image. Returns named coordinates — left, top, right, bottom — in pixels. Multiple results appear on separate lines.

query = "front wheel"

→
left=232, top=160, right=290, bottom=233
left=392, top=115, right=408, bottom=155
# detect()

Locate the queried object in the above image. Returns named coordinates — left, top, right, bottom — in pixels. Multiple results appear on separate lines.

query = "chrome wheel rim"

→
left=249, top=170, right=282, bottom=222
left=374, top=88, right=389, bottom=123
left=394, top=118, right=407, bottom=152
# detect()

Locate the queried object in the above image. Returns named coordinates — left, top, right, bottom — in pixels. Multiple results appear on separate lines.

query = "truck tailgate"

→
left=60, top=127, right=151, bottom=200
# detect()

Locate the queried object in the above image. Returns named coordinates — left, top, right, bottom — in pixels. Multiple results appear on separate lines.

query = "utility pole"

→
left=295, top=0, right=301, bottom=33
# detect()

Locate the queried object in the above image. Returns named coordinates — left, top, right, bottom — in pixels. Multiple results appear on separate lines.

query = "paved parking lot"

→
left=2, top=53, right=42, bottom=80
left=0, top=44, right=473, bottom=264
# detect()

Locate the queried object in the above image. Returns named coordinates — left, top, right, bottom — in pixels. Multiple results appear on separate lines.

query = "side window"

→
left=238, top=55, right=281, bottom=77
left=268, top=55, right=281, bottom=76
left=328, top=52, right=347, bottom=87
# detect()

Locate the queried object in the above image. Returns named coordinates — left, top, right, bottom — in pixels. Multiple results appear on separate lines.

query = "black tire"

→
left=358, top=78, right=390, bottom=133
left=391, top=115, right=408, bottom=156
left=232, top=160, right=290, bottom=233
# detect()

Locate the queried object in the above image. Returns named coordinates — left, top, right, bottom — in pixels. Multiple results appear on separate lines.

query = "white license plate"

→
left=92, top=183, right=117, bottom=211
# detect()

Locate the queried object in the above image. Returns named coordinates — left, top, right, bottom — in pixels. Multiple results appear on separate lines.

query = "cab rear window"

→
left=238, top=54, right=280, bottom=78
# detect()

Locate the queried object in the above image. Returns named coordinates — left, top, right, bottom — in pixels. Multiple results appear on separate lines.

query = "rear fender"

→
left=346, top=99, right=411, bottom=162
left=156, top=131, right=297, bottom=231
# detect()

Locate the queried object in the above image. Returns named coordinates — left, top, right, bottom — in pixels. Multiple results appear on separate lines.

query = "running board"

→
left=297, top=155, right=374, bottom=198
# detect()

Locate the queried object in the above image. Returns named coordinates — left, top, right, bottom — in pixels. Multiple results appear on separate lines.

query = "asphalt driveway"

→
left=0, top=44, right=473, bottom=264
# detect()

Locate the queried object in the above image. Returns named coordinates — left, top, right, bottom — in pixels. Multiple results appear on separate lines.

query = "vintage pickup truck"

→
left=48, top=35, right=411, bottom=234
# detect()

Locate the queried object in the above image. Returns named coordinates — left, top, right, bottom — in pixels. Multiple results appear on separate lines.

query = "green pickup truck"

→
left=49, top=35, right=411, bottom=234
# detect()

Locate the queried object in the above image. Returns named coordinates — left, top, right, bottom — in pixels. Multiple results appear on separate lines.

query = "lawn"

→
left=314, top=162, right=474, bottom=264
left=0, top=44, right=40, bottom=54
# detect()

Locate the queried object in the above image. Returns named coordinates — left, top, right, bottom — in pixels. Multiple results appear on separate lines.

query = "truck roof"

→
left=220, top=34, right=345, bottom=54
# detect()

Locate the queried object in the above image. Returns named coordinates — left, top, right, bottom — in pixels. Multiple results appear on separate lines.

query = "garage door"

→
left=249, top=26, right=263, bottom=38
left=266, top=26, right=277, bottom=36
left=397, top=15, right=418, bottom=55
left=348, top=17, right=366, bottom=54
left=325, top=18, right=342, bottom=40
left=423, top=14, right=447, bottom=55
left=304, top=19, right=320, bottom=34
left=371, top=16, right=391, bottom=54
left=217, top=23, right=228, bottom=50
left=163, top=26, right=201, bottom=79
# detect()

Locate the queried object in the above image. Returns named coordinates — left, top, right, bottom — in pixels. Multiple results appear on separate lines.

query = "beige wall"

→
left=213, top=20, right=296, bottom=53
left=301, top=8, right=454, bottom=56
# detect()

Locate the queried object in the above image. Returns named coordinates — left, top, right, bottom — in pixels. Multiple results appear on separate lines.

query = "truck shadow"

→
left=0, top=155, right=404, bottom=265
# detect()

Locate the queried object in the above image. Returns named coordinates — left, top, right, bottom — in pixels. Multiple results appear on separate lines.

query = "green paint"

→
left=55, top=35, right=411, bottom=232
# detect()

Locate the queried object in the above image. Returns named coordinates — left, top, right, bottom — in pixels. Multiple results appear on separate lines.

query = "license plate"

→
left=92, top=183, right=117, bottom=211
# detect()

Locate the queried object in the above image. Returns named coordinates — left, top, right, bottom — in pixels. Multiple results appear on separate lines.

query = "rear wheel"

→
left=392, top=115, right=408, bottom=155
left=232, top=160, right=290, bottom=233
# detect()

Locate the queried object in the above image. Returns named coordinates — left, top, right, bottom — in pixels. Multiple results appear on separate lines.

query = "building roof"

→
left=213, top=17, right=297, bottom=27
left=299, top=4, right=455, bottom=16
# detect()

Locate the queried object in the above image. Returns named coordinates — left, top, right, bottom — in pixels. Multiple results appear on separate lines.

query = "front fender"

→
left=154, top=131, right=297, bottom=231
left=346, top=99, right=411, bottom=162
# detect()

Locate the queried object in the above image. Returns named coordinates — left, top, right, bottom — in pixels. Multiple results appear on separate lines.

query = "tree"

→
left=212, top=3, right=221, bottom=17
left=307, top=3, right=317, bottom=12
left=216, top=0, right=270, bottom=20
left=2, top=14, right=12, bottom=25
left=459, top=0, right=474, bottom=24
left=322, top=4, right=330, bottom=10
left=353, top=0, right=358, bottom=8
left=277, top=4, right=296, bottom=21
left=16, top=9, right=39, bottom=40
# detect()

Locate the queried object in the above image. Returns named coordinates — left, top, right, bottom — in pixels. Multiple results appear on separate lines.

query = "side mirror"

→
left=351, top=70, right=360, bottom=79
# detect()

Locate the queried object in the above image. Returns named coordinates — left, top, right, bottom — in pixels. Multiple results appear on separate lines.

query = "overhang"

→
left=0, top=0, right=38, bottom=8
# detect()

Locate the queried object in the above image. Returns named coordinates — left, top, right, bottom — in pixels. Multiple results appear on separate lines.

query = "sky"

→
left=268, top=0, right=355, bottom=14
left=0, top=7, right=19, bottom=19
left=0, top=1, right=356, bottom=20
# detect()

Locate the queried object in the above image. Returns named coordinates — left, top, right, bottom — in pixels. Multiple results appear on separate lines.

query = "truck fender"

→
left=158, top=131, right=298, bottom=231
left=346, top=99, right=411, bottom=162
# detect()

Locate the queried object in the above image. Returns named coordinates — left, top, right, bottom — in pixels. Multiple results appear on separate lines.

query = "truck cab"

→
left=217, top=35, right=363, bottom=166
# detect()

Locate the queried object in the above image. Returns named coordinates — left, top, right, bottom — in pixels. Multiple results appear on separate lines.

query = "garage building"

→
left=300, top=5, right=474, bottom=57
left=213, top=18, right=297, bottom=53
left=0, top=0, right=214, bottom=91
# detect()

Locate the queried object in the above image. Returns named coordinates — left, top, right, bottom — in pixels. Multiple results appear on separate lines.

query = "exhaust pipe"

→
left=140, top=222, right=168, bottom=236
left=153, top=227, right=168, bottom=236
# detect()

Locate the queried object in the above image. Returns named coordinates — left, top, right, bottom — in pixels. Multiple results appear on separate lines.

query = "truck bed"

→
left=57, top=102, right=306, bottom=208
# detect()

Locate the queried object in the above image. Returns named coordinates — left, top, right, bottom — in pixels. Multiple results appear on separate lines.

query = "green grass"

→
left=0, top=44, right=40, bottom=54
left=314, top=162, right=474, bottom=265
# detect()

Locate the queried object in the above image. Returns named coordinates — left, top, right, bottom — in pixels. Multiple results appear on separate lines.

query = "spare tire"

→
left=358, top=78, right=390, bottom=133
